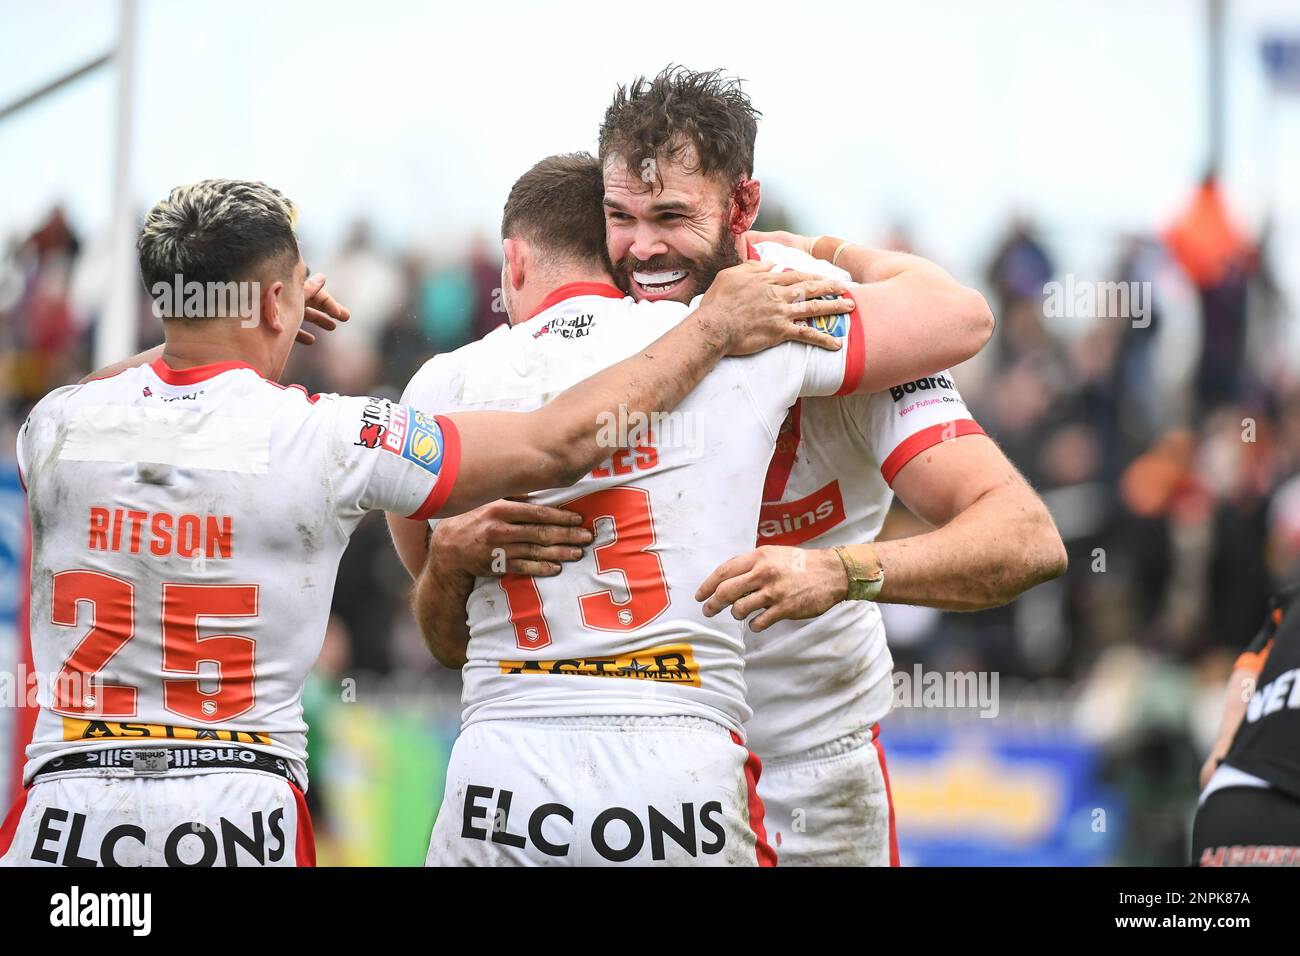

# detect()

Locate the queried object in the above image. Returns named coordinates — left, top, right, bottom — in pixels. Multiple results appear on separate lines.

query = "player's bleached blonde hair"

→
left=137, top=179, right=300, bottom=308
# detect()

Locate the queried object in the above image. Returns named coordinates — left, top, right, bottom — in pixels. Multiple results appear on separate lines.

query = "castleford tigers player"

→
left=1193, top=589, right=1300, bottom=866
left=388, top=152, right=990, bottom=867
left=0, top=179, right=838, bottom=868
left=419, top=68, right=1065, bottom=866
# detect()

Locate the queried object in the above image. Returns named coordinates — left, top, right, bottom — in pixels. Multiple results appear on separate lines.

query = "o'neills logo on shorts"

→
left=756, top=479, right=846, bottom=547
left=61, top=719, right=273, bottom=745
left=499, top=643, right=699, bottom=687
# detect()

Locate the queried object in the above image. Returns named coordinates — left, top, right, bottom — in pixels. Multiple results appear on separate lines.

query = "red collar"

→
left=150, top=357, right=258, bottom=386
left=528, top=282, right=624, bottom=320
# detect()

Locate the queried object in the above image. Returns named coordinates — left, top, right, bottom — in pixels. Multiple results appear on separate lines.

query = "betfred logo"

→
left=890, top=374, right=955, bottom=402
left=756, top=480, right=845, bottom=546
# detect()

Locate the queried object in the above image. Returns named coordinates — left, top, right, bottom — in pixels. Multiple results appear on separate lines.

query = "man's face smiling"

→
left=603, top=147, right=742, bottom=304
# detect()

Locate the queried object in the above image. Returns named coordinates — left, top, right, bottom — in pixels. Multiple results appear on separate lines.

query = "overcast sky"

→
left=1, top=0, right=1298, bottom=284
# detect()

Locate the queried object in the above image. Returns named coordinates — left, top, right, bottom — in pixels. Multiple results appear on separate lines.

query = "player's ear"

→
left=729, top=177, right=761, bottom=235
left=260, top=280, right=285, bottom=335
left=503, top=237, right=527, bottom=292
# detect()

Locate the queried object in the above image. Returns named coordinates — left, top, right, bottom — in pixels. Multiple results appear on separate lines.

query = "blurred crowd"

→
left=1, top=178, right=1296, bottom=864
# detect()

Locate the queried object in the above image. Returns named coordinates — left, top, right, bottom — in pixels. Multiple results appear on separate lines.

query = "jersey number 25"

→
left=49, top=570, right=258, bottom=723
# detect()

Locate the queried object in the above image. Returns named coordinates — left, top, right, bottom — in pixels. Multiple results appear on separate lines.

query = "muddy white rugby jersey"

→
left=402, top=281, right=864, bottom=736
left=743, top=242, right=985, bottom=758
left=17, top=357, right=459, bottom=786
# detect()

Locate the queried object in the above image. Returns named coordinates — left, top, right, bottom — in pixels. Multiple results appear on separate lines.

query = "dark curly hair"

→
left=598, top=66, right=761, bottom=193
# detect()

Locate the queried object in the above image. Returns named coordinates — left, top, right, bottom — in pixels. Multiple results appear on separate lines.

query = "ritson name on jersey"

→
left=86, top=506, right=233, bottom=560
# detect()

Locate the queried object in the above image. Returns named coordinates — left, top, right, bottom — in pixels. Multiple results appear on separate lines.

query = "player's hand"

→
left=296, top=272, right=351, bottom=345
left=696, top=546, right=848, bottom=633
left=429, top=498, right=593, bottom=577
left=745, top=230, right=811, bottom=253
left=695, top=261, right=850, bottom=356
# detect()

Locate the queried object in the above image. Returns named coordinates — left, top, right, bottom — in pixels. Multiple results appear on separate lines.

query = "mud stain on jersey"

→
left=135, top=462, right=173, bottom=485
left=296, top=521, right=319, bottom=558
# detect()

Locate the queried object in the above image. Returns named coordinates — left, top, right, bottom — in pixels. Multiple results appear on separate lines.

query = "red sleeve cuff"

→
left=407, top=415, right=462, bottom=521
left=880, top=419, right=985, bottom=486
left=834, top=292, right=866, bottom=397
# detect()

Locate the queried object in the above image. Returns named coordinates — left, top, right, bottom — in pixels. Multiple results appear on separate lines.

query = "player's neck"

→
left=159, top=323, right=278, bottom=380
left=516, top=266, right=619, bottom=324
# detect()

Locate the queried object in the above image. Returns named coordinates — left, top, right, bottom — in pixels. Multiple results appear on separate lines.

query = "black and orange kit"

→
left=1193, top=588, right=1300, bottom=866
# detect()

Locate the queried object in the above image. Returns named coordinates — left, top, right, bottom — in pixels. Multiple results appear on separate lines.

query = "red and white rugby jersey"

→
left=16, top=357, right=459, bottom=786
left=742, top=242, right=986, bottom=759
left=401, top=281, right=864, bottom=737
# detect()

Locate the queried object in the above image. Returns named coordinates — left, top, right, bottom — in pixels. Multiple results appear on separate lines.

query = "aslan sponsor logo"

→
left=757, top=480, right=845, bottom=546
left=890, top=374, right=955, bottom=403
left=50, top=886, right=151, bottom=936
left=461, top=785, right=726, bottom=862
left=499, top=642, right=699, bottom=687
left=61, top=718, right=272, bottom=745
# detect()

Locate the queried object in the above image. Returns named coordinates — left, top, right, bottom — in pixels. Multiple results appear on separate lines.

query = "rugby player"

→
left=409, top=68, right=1066, bottom=866
left=0, top=178, right=840, bottom=867
left=389, top=151, right=994, bottom=866
left=1193, top=588, right=1300, bottom=866
left=606, top=68, right=1067, bottom=866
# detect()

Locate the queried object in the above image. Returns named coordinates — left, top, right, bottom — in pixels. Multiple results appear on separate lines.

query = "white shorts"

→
left=757, top=724, right=898, bottom=867
left=0, top=756, right=314, bottom=867
left=426, top=716, right=774, bottom=866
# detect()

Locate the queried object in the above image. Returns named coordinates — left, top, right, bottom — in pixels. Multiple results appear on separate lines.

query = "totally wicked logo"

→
left=355, top=398, right=408, bottom=454
left=533, top=312, right=596, bottom=339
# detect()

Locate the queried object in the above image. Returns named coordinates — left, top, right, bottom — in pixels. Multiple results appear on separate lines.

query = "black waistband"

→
left=33, top=745, right=293, bottom=783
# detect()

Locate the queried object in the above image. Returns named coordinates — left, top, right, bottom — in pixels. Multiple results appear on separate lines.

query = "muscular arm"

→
left=411, top=542, right=475, bottom=668
left=698, top=433, right=1067, bottom=629
left=870, top=434, right=1067, bottom=610
left=390, top=515, right=429, bottom=581
left=750, top=230, right=995, bottom=396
